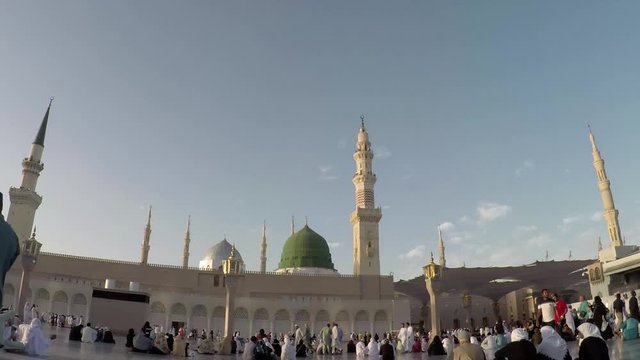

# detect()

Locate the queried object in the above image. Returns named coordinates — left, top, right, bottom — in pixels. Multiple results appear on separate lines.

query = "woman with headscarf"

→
left=368, top=334, right=380, bottom=360
left=126, top=328, right=135, bottom=348
left=21, top=318, right=49, bottom=356
left=379, top=338, right=395, bottom=360
left=494, top=323, right=509, bottom=350
left=536, top=326, right=571, bottom=360
left=22, top=302, right=32, bottom=325
left=172, top=327, right=188, bottom=357
left=591, top=296, right=613, bottom=339
left=420, top=335, right=428, bottom=352
left=576, top=323, right=609, bottom=360
left=427, top=335, right=446, bottom=355
left=495, top=328, right=536, bottom=360
left=442, top=335, right=454, bottom=360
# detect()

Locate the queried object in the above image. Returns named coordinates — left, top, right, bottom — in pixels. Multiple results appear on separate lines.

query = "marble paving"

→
left=1, top=326, right=639, bottom=359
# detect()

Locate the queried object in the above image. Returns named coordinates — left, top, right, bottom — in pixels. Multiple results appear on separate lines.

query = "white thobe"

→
left=295, top=328, right=304, bottom=343
left=397, top=327, right=406, bottom=352
left=81, top=326, right=97, bottom=343
left=356, top=341, right=368, bottom=357
left=405, top=326, right=413, bottom=352
left=332, top=325, right=340, bottom=351
left=367, top=340, right=380, bottom=360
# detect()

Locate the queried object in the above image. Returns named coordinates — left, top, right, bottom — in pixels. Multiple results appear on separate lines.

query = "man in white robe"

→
left=355, top=337, right=368, bottom=358
left=21, top=318, right=49, bottom=356
left=23, top=302, right=32, bottom=324
left=397, top=323, right=407, bottom=353
left=294, top=324, right=304, bottom=345
left=405, top=323, right=413, bottom=352
left=331, top=322, right=342, bottom=354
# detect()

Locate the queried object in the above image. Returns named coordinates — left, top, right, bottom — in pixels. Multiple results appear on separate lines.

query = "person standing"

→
left=397, top=323, right=406, bottom=353
left=552, top=293, right=567, bottom=331
left=628, top=291, right=639, bottom=321
left=320, top=323, right=332, bottom=355
left=537, top=289, right=555, bottom=327
left=577, top=295, right=591, bottom=323
left=405, top=323, right=413, bottom=353
left=331, top=322, right=342, bottom=354
left=453, top=330, right=485, bottom=360
left=612, top=293, right=625, bottom=331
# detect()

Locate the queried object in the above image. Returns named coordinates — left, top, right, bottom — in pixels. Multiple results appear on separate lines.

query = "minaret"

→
left=598, top=237, right=603, bottom=253
left=259, top=221, right=267, bottom=273
left=182, top=216, right=191, bottom=268
left=141, top=206, right=152, bottom=264
left=7, top=98, right=53, bottom=244
left=350, top=116, right=382, bottom=276
left=589, top=127, right=623, bottom=248
left=290, top=216, right=295, bottom=236
left=438, top=225, right=446, bottom=269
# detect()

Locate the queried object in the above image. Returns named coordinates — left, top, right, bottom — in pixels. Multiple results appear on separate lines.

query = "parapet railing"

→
left=38, top=252, right=394, bottom=279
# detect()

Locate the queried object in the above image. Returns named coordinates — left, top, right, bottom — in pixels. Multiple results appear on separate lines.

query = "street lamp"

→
left=423, top=252, right=441, bottom=336
left=16, top=228, right=42, bottom=317
left=219, top=245, right=244, bottom=355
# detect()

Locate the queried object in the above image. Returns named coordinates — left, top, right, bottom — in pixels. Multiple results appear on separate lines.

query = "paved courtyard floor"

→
left=1, top=326, right=639, bottom=359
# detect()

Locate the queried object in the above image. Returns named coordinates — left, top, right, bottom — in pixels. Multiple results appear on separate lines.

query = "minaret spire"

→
left=7, top=99, right=53, bottom=244
left=141, top=206, right=152, bottom=264
left=351, top=117, right=382, bottom=276
left=182, top=215, right=191, bottom=268
left=260, top=220, right=267, bottom=273
left=438, top=225, right=446, bottom=269
left=589, top=127, right=623, bottom=248
left=290, top=216, right=295, bottom=236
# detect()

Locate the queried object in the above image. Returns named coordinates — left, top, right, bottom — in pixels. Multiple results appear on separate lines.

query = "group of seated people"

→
left=128, top=321, right=201, bottom=356
left=1, top=308, right=52, bottom=356
left=68, top=322, right=115, bottom=344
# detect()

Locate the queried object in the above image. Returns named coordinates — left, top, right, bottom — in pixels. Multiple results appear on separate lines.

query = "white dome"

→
left=201, top=239, right=243, bottom=270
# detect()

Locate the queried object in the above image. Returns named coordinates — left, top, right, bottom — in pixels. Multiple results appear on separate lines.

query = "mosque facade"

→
left=2, top=102, right=409, bottom=336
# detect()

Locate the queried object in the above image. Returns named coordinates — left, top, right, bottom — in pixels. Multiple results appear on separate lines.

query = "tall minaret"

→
left=8, top=98, right=53, bottom=244
left=182, top=216, right=191, bottom=268
left=290, top=216, right=295, bottom=236
left=259, top=221, right=267, bottom=273
left=141, top=206, right=152, bottom=264
left=350, top=116, right=382, bottom=276
left=438, top=225, right=446, bottom=269
left=589, top=127, right=623, bottom=248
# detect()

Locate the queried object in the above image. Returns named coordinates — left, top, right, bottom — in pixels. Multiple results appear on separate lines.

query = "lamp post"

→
left=16, top=228, right=42, bottom=317
left=462, top=293, right=472, bottom=328
left=219, top=245, right=244, bottom=355
left=423, top=252, right=441, bottom=336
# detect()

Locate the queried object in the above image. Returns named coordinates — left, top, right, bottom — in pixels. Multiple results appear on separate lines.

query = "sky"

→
left=2, top=1, right=640, bottom=281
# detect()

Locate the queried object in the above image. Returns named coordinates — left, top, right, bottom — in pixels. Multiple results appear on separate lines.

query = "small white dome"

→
left=201, top=239, right=243, bottom=270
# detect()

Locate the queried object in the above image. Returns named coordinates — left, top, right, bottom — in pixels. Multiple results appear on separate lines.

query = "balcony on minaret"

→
left=23, top=231, right=42, bottom=258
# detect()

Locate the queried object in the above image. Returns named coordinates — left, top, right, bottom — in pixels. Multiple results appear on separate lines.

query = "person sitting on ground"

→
left=347, top=335, right=356, bottom=353
left=576, top=322, right=608, bottom=360
left=126, top=329, right=135, bottom=348
left=368, top=334, right=380, bottom=360
left=495, top=328, right=536, bottom=360
left=296, top=338, right=308, bottom=357
left=560, top=323, right=575, bottom=342
left=481, top=330, right=497, bottom=360
left=150, top=333, right=170, bottom=355
left=254, top=335, right=274, bottom=360
left=442, top=335, right=453, bottom=359
left=102, top=327, right=115, bottom=344
left=243, top=335, right=257, bottom=360
left=453, top=330, right=485, bottom=360
left=142, top=321, right=153, bottom=338
left=81, top=322, right=98, bottom=343
left=619, top=315, right=638, bottom=341
left=411, top=336, right=421, bottom=353
left=68, top=323, right=84, bottom=341
left=132, top=331, right=153, bottom=353
left=197, top=331, right=216, bottom=354
left=427, top=335, right=446, bottom=356
left=420, top=334, right=428, bottom=352
left=379, top=338, right=395, bottom=360
left=536, top=326, right=571, bottom=360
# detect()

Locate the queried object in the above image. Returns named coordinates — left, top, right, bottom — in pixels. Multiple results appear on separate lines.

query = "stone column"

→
left=16, top=254, right=36, bottom=318
left=219, top=275, right=239, bottom=355
left=463, top=294, right=472, bottom=328
left=425, top=278, right=440, bottom=336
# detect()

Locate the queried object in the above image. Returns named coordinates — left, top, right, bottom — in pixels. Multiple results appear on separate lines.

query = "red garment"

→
left=555, top=299, right=567, bottom=324
left=412, top=340, right=422, bottom=353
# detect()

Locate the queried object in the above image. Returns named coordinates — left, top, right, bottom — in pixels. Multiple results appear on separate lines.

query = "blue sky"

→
left=2, top=1, right=640, bottom=280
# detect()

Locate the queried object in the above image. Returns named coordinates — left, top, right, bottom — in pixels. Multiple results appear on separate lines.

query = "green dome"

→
left=278, top=225, right=335, bottom=270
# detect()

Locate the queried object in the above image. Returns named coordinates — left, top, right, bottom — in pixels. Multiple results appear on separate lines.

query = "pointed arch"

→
left=191, top=304, right=207, bottom=317
left=36, top=288, right=50, bottom=300
left=316, top=310, right=329, bottom=322
left=253, top=308, right=269, bottom=320
left=72, top=293, right=87, bottom=305
left=170, top=303, right=187, bottom=316
left=234, top=307, right=249, bottom=319
left=295, top=310, right=310, bottom=322
left=275, top=309, right=290, bottom=321
left=151, top=301, right=166, bottom=314
left=374, top=310, right=387, bottom=321
left=53, top=291, right=68, bottom=303
left=212, top=306, right=225, bottom=318
left=355, top=310, right=369, bottom=321
left=336, top=310, right=349, bottom=322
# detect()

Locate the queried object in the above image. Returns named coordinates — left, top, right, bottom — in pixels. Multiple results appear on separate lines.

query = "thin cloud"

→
left=318, top=165, right=339, bottom=181
left=589, top=211, right=602, bottom=222
left=327, top=241, right=342, bottom=249
left=439, top=222, right=455, bottom=232
left=374, top=146, right=392, bottom=159
left=398, top=245, right=427, bottom=260
left=515, top=160, right=535, bottom=177
left=562, top=216, right=580, bottom=225
left=477, top=202, right=512, bottom=222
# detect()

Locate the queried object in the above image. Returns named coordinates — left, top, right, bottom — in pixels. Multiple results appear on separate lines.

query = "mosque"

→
left=2, top=101, right=410, bottom=336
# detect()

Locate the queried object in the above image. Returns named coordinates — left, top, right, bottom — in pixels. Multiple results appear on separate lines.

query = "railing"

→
left=39, top=252, right=394, bottom=279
